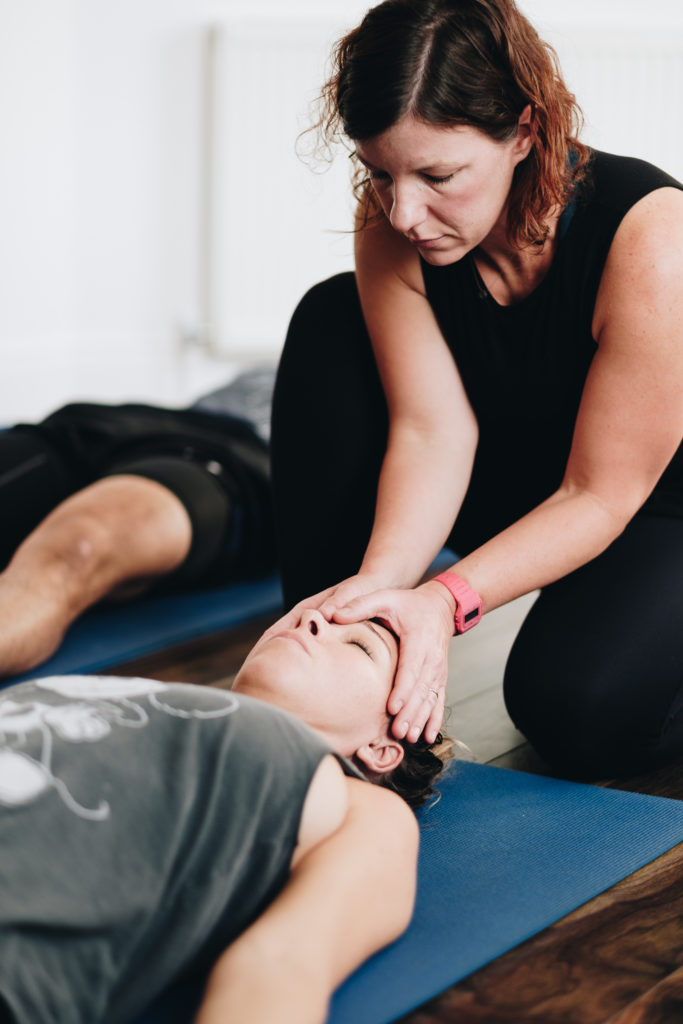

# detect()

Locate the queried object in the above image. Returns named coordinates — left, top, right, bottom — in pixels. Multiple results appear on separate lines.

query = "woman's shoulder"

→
left=293, top=759, right=418, bottom=869
left=580, top=149, right=683, bottom=217
left=591, top=158, right=683, bottom=344
left=292, top=755, right=349, bottom=867
left=581, top=150, right=683, bottom=263
left=355, top=210, right=426, bottom=296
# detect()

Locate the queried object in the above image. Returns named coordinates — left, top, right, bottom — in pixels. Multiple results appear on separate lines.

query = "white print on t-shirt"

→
left=0, top=676, right=239, bottom=820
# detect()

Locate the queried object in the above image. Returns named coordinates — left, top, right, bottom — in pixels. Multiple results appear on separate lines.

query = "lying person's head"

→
left=233, top=609, right=451, bottom=808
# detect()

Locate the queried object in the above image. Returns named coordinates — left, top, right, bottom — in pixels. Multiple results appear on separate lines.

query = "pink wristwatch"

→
left=433, top=571, right=482, bottom=634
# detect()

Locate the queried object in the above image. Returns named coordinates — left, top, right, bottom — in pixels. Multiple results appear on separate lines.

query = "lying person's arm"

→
left=194, top=778, right=419, bottom=1024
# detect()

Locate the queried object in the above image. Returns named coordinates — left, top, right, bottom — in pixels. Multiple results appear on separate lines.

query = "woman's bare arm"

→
left=194, top=779, right=419, bottom=1024
left=265, top=213, right=478, bottom=642
left=353, top=214, right=479, bottom=590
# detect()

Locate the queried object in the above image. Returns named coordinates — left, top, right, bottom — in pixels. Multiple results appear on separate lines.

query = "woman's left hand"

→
left=331, top=580, right=456, bottom=744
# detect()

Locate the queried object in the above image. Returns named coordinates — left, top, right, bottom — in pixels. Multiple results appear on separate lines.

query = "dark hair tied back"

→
left=378, top=732, right=455, bottom=810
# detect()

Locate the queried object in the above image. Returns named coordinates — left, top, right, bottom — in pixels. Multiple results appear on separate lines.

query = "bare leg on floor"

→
left=0, top=475, right=192, bottom=677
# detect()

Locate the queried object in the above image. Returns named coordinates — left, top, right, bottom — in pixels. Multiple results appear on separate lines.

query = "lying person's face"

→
left=233, top=609, right=403, bottom=776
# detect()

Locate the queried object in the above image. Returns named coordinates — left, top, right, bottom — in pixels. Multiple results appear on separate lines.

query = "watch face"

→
left=464, top=606, right=480, bottom=622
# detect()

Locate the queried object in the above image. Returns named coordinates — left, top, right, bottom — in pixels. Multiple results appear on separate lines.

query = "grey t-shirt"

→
left=0, top=676, right=352, bottom=1023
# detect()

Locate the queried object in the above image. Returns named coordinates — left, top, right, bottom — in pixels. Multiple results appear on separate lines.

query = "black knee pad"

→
left=503, top=608, right=648, bottom=779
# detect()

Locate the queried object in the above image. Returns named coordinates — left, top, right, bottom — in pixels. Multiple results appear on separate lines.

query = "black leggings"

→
left=271, top=273, right=683, bottom=778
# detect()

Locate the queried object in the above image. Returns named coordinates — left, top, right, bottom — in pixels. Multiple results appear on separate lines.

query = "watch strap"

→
left=433, top=571, right=482, bottom=634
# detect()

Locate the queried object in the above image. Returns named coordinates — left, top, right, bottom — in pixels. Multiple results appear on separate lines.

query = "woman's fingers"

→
left=261, top=586, right=336, bottom=639
left=390, top=653, right=448, bottom=740
left=334, top=586, right=452, bottom=743
left=320, top=575, right=388, bottom=621
left=331, top=591, right=396, bottom=627
left=385, top=636, right=426, bottom=717
left=319, top=585, right=363, bottom=619
left=264, top=575, right=388, bottom=643
left=424, top=688, right=447, bottom=745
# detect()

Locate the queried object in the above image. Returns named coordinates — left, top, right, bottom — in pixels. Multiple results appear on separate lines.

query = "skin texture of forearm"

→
left=360, top=426, right=474, bottom=588
left=194, top=952, right=329, bottom=1024
left=452, top=483, right=636, bottom=613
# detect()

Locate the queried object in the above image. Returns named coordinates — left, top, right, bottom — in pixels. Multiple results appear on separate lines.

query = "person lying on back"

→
left=0, top=608, right=451, bottom=1024
left=0, top=370, right=276, bottom=677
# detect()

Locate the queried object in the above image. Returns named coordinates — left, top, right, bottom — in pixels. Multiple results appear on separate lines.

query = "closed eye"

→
left=367, top=169, right=455, bottom=187
left=348, top=638, right=374, bottom=659
left=424, top=172, right=455, bottom=185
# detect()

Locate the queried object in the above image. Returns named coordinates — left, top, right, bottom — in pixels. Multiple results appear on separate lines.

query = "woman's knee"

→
left=504, top=640, right=683, bottom=778
left=285, top=272, right=362, bottom=341
left=503, top=634, right=643, bottom=778
left=505, top=517, right=683, bottom=776
left=276, top=273, right=380, bottom=391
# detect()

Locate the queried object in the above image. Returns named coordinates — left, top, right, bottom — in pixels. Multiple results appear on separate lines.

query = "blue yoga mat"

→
left=328, top=761, right=683, bottom=1022
left=2, top=574, right=283, bottom=689
left=135, top=760, right=683, bottom=1024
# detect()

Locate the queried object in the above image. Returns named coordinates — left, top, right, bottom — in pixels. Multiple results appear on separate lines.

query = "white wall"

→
left=520, top=0, right=683, bottom=175
left=1, top=0, right=681, bottom=420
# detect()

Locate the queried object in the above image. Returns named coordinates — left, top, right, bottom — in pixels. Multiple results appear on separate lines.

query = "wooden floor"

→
left=108, top=597, right=683, bottom=1024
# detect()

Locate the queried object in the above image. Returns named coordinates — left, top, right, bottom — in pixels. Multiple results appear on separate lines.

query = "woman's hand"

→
left=262, top=574, right=387, bottom=642
left=332, top=580, right=455, bottom=744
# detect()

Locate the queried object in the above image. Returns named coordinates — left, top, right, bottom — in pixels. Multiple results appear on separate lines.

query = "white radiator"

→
left=554, top=29, right=683, bottom=175
left=203, top=20, right=683, bottom=357
left=202, top=18, right=357, bottom=358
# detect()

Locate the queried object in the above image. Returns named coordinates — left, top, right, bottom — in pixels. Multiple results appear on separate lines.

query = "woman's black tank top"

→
left=420, top=150, right=683, bottom=554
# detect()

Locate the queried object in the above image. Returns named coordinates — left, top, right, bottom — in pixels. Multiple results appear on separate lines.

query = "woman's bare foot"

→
left=0, top=476, right=192, bottom=677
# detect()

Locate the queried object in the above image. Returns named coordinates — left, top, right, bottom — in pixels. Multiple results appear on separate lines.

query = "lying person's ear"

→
left=355, top=737, right=404, bottom=776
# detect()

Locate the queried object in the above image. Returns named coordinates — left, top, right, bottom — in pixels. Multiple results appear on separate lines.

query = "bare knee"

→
left=11, top=476, right=192, bottom=599
left=23, top=509, right=116, bottom=579
left=71, top=475, right=193, bottom=568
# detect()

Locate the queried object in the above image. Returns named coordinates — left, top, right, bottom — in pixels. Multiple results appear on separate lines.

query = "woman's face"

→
left=233, top=609, right=399, bottom=758
left=355, top=112, right=532, bottom=263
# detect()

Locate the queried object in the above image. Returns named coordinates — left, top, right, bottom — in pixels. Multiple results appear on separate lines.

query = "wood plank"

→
left=604, top=964, right=683, bottom=1024
left=603, top=762, right=683, bottom=802
left=398, top=843, right=683, bottom=1024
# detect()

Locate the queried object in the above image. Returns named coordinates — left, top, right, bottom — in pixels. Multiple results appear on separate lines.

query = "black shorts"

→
left=2, top=403, right=275, bottom=588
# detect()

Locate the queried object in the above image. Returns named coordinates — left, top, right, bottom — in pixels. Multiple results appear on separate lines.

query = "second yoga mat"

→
left=328, top=761, right=683, bottom=1024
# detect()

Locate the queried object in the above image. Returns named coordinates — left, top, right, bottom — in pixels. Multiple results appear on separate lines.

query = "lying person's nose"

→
left=299, top=607, right=328, bottom=638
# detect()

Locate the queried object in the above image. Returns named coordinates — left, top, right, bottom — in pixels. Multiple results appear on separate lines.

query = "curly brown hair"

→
left=314, top=0, right=591, bottom=247
left=356, top=732, right=457, bottom=810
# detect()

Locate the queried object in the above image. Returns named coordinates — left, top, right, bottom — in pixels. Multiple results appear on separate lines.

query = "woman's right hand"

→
left=262, top=574, right=387, bottom=641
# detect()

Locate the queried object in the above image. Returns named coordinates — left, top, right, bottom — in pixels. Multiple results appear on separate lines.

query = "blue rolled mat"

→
left=134, top=760, right=683, bottom=1024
